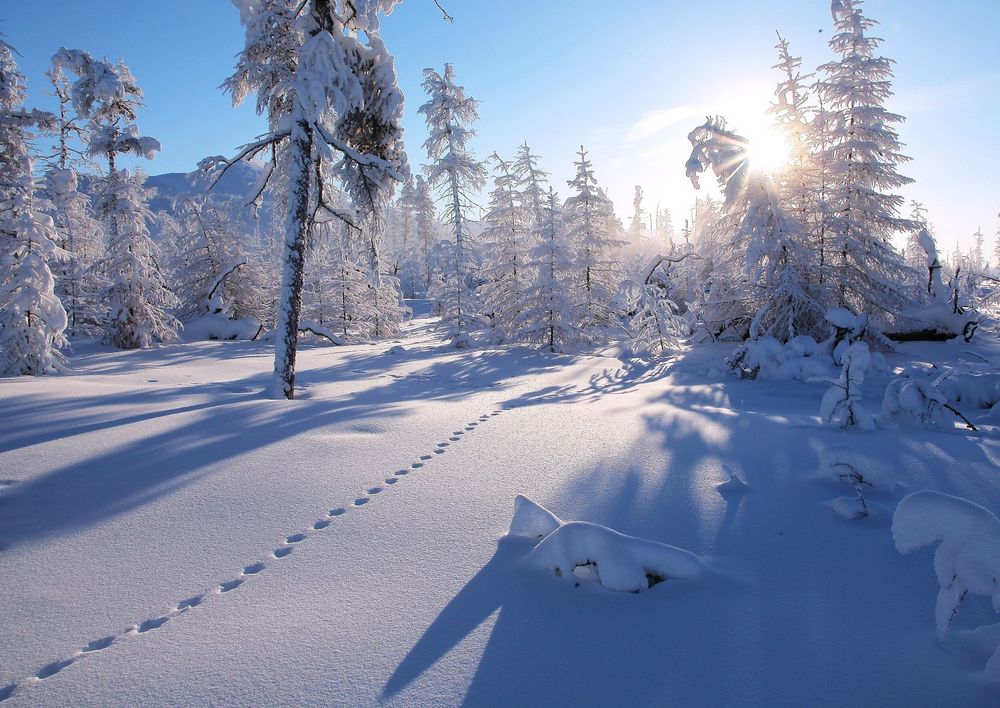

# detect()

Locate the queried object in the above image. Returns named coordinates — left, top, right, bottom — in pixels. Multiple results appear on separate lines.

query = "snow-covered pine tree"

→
left=0, top=40, right=68, bottom=375
left=628, top=256, right=689, bottom=358
left=53, top=49, right=178, bottom=349
left=392, top=177, right=419, bottom=296
left=563, top=146, right=624, bottom=342
left=413, top=175, right=437, bottom=294
left=816, top=0, right=918, bottom=348
left=516, top=188, right=576, bottom=352
left=43, top=64, right=103, bottom=338
left=223, top=0, right=406, bottom=398
left=419, top=63, right=487, bottom=346
left=479, top=152, right=530, bottom=342
left=905, top=200, right=929, bottom=270
left=685, top=117, right=825, bottom=341
left=513, top=142, right=549, bottom=233
left=628, top=185, right=645, bottom=257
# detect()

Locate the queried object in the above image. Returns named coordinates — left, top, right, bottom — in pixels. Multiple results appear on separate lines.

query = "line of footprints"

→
left=0, top=409, right=506, bottom=704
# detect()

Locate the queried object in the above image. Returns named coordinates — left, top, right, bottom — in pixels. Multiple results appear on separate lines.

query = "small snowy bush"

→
left=726, top=335, right=832, bottom=381
left=820, top=341, right=874, bottom=430
left=893, top=491, right=1000, bottom=679
left=882, top=365, right=978, bottom=430
left=817, top=447, right=892, bottom=519
left=508, top=495, right=702, bottom=593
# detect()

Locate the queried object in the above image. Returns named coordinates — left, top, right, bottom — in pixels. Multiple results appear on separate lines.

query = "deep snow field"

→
left=2, top=315, right=1000, bottom=706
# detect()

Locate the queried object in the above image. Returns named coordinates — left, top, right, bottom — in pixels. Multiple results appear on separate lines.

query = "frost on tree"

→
left=686, top=117, right=824, bottom=342
left=223, top=0, right=406, bottom=398
left=815, top=0, right=918, bottom=349
left=515, top=188, right=577, bottom=352
left=419, top=63, right=487, bottom=347
left=563, top=146, right=624, bottom=343
left=53, top=49, right=177, bottom=349
left=0, top=38, right=67, bottom=375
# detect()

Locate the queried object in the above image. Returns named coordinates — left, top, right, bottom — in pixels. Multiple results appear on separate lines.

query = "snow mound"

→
left=727, top=335, right=833, bottom=381
left=893, top=491, right=1000, bottom=679
left=181, top=314, right=262, bottom=342
left=508, top=496, right=702, bottom=593
left=387, top=345, right=407, bottom=355
left=508, top=495, right=563, bottom=540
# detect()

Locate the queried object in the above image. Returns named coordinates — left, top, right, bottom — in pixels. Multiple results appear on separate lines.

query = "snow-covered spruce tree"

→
left=515, top=188, right=576, bottom=352
left=419, top=63, right=487, bottom=347
left=53, top=49, right=179, bottom=349
left=563, top=146, right=624, bottom=343
left=43, top=64, right=103, bottom=338
left=686, top=117, right=825, bottom=341
left=628, top=185, right=645, bottom=257
left=905, top=200, right=929, bottom=270
left=479, top=152, right=531, bottom=342
left=513, top=142, right=549, bottom=233
left=391, top=177, right=420, bottom=296
left=815, top=0, right=918, bottom=348
left=413, top=175, right=437, bottom=294
left=0, top=41, right=68, bottom=375
left=223, top=0, right=406, bottom=398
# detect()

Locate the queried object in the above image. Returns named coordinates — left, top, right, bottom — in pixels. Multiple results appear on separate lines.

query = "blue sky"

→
left=3, top=1, right=998, bottom=254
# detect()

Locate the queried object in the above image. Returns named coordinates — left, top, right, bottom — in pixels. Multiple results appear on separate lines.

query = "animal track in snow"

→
left=136, top=616, right=170, bottom=634
left=35, top=659, right=74, bottom=680
left=81, top=636, right=115, bottom=653
left=177, top=595, right=204, bottom=610
left=6, top=406, right=512, bottom=700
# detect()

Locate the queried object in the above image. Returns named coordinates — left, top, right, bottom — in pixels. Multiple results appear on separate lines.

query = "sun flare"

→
left=746, top=126, right=792, bottom=175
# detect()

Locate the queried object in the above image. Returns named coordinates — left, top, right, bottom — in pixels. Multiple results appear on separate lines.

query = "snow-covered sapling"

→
left=882, top=365, right=978, bottom=431
left=820, top=340, right=874, bottom=429
left=893, top=491, right=1000, bottom=679
left=817, top=446, right=891, bottom=519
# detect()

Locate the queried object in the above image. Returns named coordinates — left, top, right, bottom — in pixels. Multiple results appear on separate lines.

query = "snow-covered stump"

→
left=893, top=491, right=1000, bottom=679
left=508, top=495, right=702, bottom=593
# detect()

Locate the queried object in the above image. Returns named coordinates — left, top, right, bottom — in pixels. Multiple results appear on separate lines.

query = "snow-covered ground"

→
left=2, top=317, right=1000, bottom=706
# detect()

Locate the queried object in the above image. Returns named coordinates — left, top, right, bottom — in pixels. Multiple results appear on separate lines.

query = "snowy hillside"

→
left=2, top=314, right=999, bottom=705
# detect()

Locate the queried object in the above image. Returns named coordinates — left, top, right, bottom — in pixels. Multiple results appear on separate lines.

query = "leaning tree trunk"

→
left=271, top=117, right=313, bottom=399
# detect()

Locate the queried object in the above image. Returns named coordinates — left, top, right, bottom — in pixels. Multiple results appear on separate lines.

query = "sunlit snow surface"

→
left=1, top=315, right=999, bottom=706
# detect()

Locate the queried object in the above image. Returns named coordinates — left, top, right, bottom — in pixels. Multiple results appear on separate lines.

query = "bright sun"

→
left=746, top=126, right=792, bottom=175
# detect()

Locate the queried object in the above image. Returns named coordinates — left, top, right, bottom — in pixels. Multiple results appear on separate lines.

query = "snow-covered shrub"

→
left=893, top=491, right=1000, bottom=679
left=820, top=341, right=874, bottom=429
left=817, top=446, right=892, bottom=519
left=826, top=307, right=866, bottom=365
left=882, top=365, right=978, bottom=430
left=507, top=495, right=702, bottom=593
left=726, top=335, right=832, bottom=380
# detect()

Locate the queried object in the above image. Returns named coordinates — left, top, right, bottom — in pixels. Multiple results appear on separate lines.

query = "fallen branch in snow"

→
left=508, top=495, right=702, bottom=593
left=298, top=321, right=346, bottom=346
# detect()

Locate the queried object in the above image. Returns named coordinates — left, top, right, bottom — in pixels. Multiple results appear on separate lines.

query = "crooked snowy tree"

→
left=222, top=0, right=406, bottom=398
left=0, top=38, right=67, bottom=375
left=419, top=63, right=487, bottom=347
left=816, top=0, right=917, bottom=349
left=685, top=117, right=824, bottom=342
left=53, top=49, right=179, bottom=349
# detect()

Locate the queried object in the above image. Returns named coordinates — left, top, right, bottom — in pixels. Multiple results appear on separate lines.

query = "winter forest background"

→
left=3, top=0, right=1000, bottom=705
